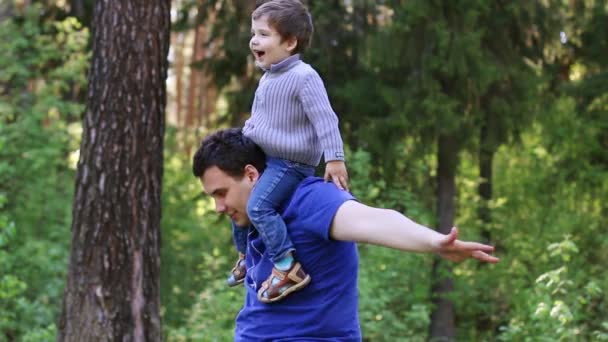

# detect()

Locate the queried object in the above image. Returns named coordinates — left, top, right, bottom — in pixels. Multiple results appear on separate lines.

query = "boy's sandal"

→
left=257, top=262, right=311, bottom=303
left=226, top=254, right=246, bottom=287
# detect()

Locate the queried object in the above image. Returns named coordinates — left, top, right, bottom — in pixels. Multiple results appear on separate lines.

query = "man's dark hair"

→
left=192, top=128, right=266, bottom=178
left=252, top=0, right=313, bottom=54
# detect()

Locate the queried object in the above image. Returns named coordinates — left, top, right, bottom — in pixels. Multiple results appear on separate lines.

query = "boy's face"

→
left=250, top=15, right=297, bottom=69
left=200, top=165, right=259, bottom=227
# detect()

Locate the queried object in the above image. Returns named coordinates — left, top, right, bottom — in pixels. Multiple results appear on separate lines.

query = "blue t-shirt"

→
left=235, top=177, right=361, bottom=341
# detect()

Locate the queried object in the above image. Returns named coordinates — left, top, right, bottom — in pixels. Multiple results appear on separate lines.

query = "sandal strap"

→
left=260, top=262, right=305, bottom=289
left=271, top=267, right=286, bottom=280
left=231, top=255, right=246, bottom=276
left=286, top=262, right=305, bottom=283
left=257, top=262, right=311, bottom=302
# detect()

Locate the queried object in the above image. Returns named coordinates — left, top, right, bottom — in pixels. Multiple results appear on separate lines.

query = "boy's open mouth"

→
left=254, top=50, right=265, bottom=58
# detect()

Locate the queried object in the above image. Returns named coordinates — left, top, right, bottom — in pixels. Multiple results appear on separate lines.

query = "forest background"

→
left=1, top=0, right=606, bottom=341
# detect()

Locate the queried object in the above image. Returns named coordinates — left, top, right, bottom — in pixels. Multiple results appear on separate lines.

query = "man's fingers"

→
left=457, top=241, right=495, bottom=252
left=439, top=227, right=458, bottom=247
left=471, top=250, right=500, bottom=263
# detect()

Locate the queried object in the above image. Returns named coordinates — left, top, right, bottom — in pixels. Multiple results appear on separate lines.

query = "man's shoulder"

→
left=288, top=177, right=354, bottom=211
left=293, top=176, right=336, bottom=196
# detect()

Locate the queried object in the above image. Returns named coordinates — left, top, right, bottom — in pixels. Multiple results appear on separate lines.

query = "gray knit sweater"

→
left=243, top=54, right=344, bottom=166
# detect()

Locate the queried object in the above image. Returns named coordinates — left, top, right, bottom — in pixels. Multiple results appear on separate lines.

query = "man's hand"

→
left=433, top=227, right=499, bottom=263
left=331, top=201, right=500, bottom=264
left=324, top=160, right=349, bottom=191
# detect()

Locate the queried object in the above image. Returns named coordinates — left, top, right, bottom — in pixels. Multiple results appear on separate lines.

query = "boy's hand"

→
left=324, top=160, right=349, bottom=191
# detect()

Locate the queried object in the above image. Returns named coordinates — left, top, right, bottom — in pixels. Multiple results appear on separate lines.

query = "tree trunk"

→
left=429, top=134, right=457, bottom=341
left=58, top=1, right=170, bottom=341
left=69, top=0, right=91, bottom=26
left=185, top=16, right=203, bottom=130
left=478, top=116, right=494, bottom=243
left=0, top=1, right=12, bottom=23
left=173, top=31, right=185, bottom=127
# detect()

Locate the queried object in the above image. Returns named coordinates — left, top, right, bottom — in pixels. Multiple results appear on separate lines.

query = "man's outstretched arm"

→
left=330, top=200, right=499, bottom=263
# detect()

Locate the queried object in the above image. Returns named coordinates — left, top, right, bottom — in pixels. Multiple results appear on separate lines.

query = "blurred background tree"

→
left=0, top=0, right=606, bottom=341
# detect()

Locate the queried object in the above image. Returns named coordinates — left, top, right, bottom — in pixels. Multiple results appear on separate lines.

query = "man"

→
left=192, top=128, right=499, bottom=341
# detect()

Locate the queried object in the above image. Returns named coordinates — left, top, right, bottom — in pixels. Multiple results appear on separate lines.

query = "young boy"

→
left=226, top=0, right=349, bottom=303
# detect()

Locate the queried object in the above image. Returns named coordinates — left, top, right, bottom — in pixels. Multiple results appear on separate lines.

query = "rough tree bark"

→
left=429, top=134, right=458, bottom=341
left=58, top=1, right=170, bottom=341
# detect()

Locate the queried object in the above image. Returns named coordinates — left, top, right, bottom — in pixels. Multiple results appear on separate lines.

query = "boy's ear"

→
left=285, top=36, right=298, bottom=53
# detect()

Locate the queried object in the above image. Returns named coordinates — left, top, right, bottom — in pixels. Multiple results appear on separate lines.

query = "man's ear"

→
left=243, top=164, right=260, bottom=182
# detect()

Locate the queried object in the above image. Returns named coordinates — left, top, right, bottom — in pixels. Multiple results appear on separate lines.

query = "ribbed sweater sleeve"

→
left=300, top=70, right=345, bottom=162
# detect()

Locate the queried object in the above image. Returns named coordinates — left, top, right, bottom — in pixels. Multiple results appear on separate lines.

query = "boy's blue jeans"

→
left=232, top=157, right=315, bottom=264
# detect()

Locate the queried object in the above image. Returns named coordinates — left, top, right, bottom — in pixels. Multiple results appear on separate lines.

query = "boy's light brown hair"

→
left=253, top=0, right=313, bottom=54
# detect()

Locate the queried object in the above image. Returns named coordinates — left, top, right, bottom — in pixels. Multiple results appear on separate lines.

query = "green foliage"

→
left=498, top=238, right=607, bottom=341
left=165, top=278, right=244, bottom=341
left=0, top=5, right=89, bottom=341
left=451, top=93, right=607, bottom=341
left=358, top=243, right=431, bottom=341
left=0, top=154, right=59, bottom=342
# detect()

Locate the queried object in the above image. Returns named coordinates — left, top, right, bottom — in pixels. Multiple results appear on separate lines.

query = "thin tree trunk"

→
left=0, top=1, right=12, bottom=22
left=229, top=0, right=257, bottom=127
left=190, top=3, right=220, bottom=129
left=478, top=116, right=494, bottom=243
left=429, top=134, right=457, bottom=341
left=173, top=31, right=185, bottom=127
left=185, top=9, right=204, bottom=130
left=197, top=74, right=218, bottom=128
left=69, top=0, right=87, bottom=24
left=475, top=110, right=501, bottom=334
left=58, top=0, right=170, bottom=341
left=194, top=31, right=208, bottom=127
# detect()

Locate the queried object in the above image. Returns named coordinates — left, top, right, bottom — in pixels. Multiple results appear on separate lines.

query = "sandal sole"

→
left=257, top=274, right=311, bottom=303
left=227, top=278, right=245, bottom=287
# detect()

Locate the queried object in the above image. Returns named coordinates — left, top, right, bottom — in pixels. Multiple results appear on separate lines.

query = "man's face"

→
left=250, top=15, right=296, bottom=69
left=201, top=165, right=257, bottom=227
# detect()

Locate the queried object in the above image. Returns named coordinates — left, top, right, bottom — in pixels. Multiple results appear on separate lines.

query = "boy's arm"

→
left=299, top=70, right=349, bottom=189
left=299, top=71, right=344, bottom=163
left=330, top=201, right=500, bottom=263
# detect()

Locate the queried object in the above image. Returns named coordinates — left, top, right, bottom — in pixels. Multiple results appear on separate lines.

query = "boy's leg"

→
left=246, top=157, right=313, bottom=264
left=227, top=221, right=248, bottom=287
left=246, top=157, right=314, bottom=302
left=232, top=221, right=248, bottom=255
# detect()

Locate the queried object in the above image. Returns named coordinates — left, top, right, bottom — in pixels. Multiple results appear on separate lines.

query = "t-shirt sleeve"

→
left=283, top=178, right=356, bottom=241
